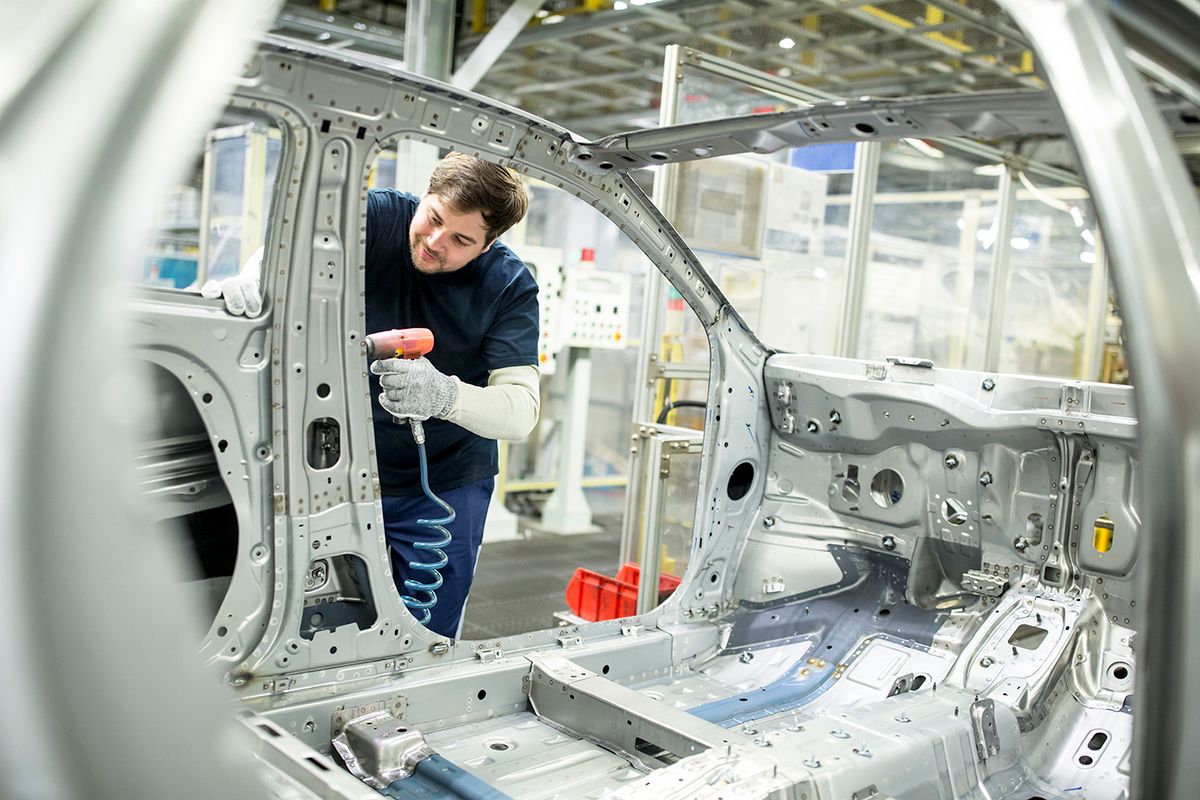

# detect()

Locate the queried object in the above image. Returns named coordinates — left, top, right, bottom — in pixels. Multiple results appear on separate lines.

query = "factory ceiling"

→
left=272, top=0, right=1050, bottom=135
left=272, top=0, right=1198, bottom=182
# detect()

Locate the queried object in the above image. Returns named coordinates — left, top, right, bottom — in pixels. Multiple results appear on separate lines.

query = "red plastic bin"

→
left=565, top=562, right=681, bottom=621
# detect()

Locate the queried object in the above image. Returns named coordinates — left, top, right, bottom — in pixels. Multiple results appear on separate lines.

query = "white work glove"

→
left=200, top=246, right=263, bottom=316
left=371, top=357, right=457, bottom=421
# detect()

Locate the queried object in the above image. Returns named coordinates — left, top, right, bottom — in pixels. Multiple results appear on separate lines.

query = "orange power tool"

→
left=364, top=327, right=435, bottom=360
left=365, top=328, right=436, bottom=429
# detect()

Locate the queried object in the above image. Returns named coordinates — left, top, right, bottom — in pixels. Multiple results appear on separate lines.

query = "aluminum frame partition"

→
left=621, top=42, right=1110, bottom=610
left=629, top=424, right=705, bottom=615
left=629, top=44, right=685, bottom=429
left=403, top=0, right=454, bottom=80
left=621, top=45, right=854, bottom=572
left=1082, top=230, right=1109, bottom=381
left=982, top=163, right=1019, bottom=373
left=835, top=141, right=881, bottom=359
left=622, top=44, right=685, bottom=566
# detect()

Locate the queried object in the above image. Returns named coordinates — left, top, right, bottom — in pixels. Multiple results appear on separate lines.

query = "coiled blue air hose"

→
left=400, top=419, right=456, bottom=624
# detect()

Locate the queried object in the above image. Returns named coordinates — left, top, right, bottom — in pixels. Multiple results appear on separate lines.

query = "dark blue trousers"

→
left=381, top=477, right=493, bottom=639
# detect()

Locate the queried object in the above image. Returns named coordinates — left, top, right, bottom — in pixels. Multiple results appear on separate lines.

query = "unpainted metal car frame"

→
left=2, top=1, right=1199, bottom=799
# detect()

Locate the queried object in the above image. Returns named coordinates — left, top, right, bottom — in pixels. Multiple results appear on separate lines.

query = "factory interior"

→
left=5, top=1, right=1200, bottom=799
left=145, top=0, right=1145, bottom=638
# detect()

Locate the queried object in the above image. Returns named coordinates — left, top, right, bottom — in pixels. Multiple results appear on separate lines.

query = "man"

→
left=205, top=153, right=540, bottom=639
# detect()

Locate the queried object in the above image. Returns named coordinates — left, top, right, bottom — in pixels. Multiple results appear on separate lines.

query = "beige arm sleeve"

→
left=444, top=364, right=540, bottom=441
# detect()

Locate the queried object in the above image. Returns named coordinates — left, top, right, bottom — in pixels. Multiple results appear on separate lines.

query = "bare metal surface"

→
left=330, top=710, right=433, bottom=788
left=10, top=0, right=1196, bottom=795
left=999, top=1, right=1200, bottom=797
left=242, top=711, right=380, bottom=799
left=527, top=653, right=729, bottom=759
left=0, top=1, right=275, bottom=799
left=568, top=90, right=1067, bottom=172
left=162, top=31, right=1144, bottom=799
left=425, top=712, right=649, bottom=797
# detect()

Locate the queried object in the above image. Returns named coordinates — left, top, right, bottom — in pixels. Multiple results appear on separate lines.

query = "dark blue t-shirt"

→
left=366, top=189, right=539, bottom=496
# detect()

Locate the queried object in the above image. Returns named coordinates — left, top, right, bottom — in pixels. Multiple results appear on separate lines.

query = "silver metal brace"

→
left=557, top=632, right=583, bottom=649
left=331, top=695, right=408, bottom=734
left=970, top=698, right=1001, bottom=760
left=962, top=570, right=1009, bottom=598
left=1060, top=383, right=1088, bottom=414
left=330, top=708, right=430, bottom=789
left=476, top=646, right=502, bottom=663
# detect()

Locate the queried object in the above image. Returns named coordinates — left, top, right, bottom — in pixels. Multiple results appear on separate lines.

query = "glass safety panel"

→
left=996, top=176, right=1098, bottom=380
left=659, top=438, right=701, bottom=583
left=854, top=141, right=1001, bottom=369
left=502, top=178, right=657, bottom=485
left=140, top=110, right=283, bottom=290
left=655, top=66, right=852, bottom=364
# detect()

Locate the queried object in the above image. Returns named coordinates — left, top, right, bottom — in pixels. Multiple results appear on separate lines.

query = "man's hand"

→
left=200, top=246, right=263, bottom=316
left=371, top=357, right=457, bottom=421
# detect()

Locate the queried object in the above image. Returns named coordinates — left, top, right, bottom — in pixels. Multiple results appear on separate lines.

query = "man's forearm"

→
left=444, top=365, right=540, bottom=440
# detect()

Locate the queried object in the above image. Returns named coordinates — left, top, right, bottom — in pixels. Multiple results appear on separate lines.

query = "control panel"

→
left=519, top=245, right=568, bottom=374
left=564, top=268, right=631, bottom=350
left=520, top=246, right=631, bottom=374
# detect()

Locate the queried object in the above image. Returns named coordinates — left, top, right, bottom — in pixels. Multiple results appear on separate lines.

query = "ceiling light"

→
left=779, top=37, right=796, bottom=49
left=903, top=138, right=944, bottom=159
left=1018, top=170, right=1072, bottom=213
left=535, top=8, right=549, bottom=17
left=1010, top=236, right=1031, bottom=250
left=1081, top=229, right=1095, bottom=246
left=613, top=0, right=627, bottom=7
left=542, top=13, right=565, bottom=23
left=1080, top=251, right=1097, bottom=264
left=778, top=67, right=792, bottom=78
left=973, top=164, right=1005, bottom=177
left=813, top=266, right=827, bottom=279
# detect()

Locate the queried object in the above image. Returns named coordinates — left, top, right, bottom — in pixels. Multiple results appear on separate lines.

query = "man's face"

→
left=409, top=192, right=493, bottom=274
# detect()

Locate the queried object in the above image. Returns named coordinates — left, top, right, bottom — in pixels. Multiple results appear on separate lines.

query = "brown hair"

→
left=427, top=153, right=529, bottom=242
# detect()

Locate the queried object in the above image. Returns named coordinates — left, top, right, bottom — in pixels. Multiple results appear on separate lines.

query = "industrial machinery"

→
left=4, top=1, right=1199, bottom=799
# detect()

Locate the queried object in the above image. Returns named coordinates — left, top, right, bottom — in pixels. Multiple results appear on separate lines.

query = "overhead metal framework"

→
left=273, top=0, right=1049, bottom=136
left=467, top=0, right=1049, bottom=134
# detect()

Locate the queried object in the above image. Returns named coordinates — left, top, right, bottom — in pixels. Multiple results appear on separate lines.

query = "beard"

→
left=410, top=231, right=447, bottom=273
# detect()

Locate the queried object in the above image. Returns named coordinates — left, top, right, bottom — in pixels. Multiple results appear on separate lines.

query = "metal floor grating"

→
left=461, top=513, right=622, bottom=639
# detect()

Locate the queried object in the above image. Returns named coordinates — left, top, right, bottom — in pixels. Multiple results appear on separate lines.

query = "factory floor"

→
left=461, top=511, right=623, bottom=639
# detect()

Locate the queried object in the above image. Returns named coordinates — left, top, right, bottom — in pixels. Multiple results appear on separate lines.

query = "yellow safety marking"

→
left=861, top=3, right=1038, bottom=79
left=1093, top=515, right=1115, bottom=554
left=861, top=4, right=974, bottom=53
left=472, top=0, right=487, bottom=34
left=802, top=14, right=820, bottom=68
